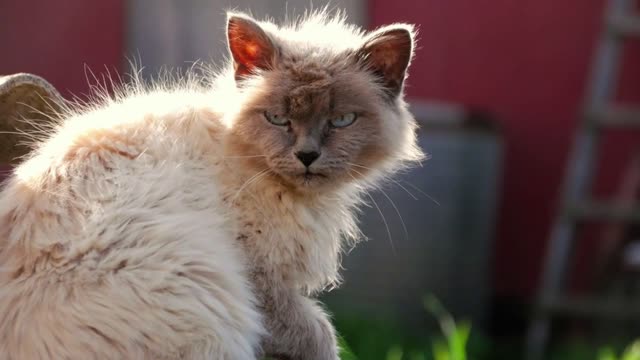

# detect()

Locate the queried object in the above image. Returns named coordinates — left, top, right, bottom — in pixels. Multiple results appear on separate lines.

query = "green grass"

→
left=333, top=296, right=488, bottom=360
left=423, top=296, right=471, bottom=360
left=597, top=340, right=640, bottom=360
left=333, top=296, right=639, bottom=360
left=338, top=335, right=358, bottom=360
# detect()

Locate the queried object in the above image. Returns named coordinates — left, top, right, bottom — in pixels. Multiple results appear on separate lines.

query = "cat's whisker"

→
left=350, top=167, right=409, bottom=245
left=232, top=169, right=271, bottom=202
left=348, top=162, right=418, bottom=201
left=402, top=181, right=440, bottom=206
left=348, top=171, right=395, bottom=254
left=242, top=171, right=272, bottom=201
left=388, top=181, right=418, bottom=201
left=348, top=162, right=440, bottom=206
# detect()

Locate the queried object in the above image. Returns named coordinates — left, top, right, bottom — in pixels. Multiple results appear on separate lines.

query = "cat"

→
left=0, top=10, right=422, bottom=360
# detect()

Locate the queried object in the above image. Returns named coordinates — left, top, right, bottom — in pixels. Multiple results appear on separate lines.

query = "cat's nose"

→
left=295, top=151, right=320, bottom=167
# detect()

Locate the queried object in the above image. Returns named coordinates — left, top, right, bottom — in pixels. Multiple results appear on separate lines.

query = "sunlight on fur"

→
left=0, top=9, right=424, bottom=360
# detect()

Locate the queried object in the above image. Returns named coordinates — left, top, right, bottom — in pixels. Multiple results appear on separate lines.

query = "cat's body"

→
left=0, top=11, right=421, bottom=360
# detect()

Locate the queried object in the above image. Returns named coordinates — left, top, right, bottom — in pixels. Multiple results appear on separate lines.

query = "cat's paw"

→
left=293, top=307, right=339, bottom=360
left=314, top=316, right=340, bottom=360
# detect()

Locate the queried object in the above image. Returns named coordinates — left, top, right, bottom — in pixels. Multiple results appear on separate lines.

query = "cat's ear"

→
left=227, top=13, right=277, bottom=82
left=357, top=25, right=415, bottom=98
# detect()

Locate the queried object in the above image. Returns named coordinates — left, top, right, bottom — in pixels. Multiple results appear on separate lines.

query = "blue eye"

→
left=329, top=113, right=357, bottom=128
left=264, top=112, right=290, bottom=126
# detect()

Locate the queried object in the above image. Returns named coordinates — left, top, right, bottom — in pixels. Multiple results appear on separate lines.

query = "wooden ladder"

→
left=525, top=0, right=640, bottom=359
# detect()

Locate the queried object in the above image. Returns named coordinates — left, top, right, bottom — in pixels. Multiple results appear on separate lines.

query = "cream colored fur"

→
left=0, top=11, right=422, bottom=360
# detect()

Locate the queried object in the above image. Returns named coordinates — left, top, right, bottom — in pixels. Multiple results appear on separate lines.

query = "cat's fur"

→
left=0, top=10, right=422, bottom=360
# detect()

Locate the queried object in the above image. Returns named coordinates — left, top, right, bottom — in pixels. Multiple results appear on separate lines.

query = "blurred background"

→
left=1, top=0, right=639, bottom=359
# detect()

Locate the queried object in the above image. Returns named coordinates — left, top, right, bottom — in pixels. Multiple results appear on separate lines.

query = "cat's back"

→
left=0, top=89, right=263, bottom=359
left=2, top=88, right=227, bottom=253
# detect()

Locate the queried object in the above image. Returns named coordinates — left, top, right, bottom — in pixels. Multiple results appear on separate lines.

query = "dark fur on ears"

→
left=227, top=14, right=277, bottom=82
left=357, top=25, right=414, bottom=98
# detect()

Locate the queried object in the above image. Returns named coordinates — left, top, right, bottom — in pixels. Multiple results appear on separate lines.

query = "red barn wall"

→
left=371, top=0, right=640, bottom=299
left=0, top=1, right=124, bottom=97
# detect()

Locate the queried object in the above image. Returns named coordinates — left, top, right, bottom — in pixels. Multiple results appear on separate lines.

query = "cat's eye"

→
left=329, top=113, right=358, bottom=128
left=264, top=112, right=290, bottom=126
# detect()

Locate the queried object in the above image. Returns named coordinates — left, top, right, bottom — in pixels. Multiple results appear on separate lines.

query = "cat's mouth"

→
left=299, top=170, right=327, bottom=185
left=276, top=169, right=329, bottom=188
left=303, top=170, right=326, bottom=178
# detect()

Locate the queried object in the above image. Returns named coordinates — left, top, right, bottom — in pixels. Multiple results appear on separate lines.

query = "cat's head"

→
left=223, top=11, right=423, bottom=193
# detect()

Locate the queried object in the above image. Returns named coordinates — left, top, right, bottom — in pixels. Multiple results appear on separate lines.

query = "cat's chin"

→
left=301, top=171, right=328, bottom=185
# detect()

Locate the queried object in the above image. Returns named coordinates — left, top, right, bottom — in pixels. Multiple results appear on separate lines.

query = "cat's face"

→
left=224, top=13, right=421, bottom=193
left=227, top=63, right=389, bottom=190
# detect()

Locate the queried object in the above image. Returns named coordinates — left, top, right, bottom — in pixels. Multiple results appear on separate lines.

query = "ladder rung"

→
left=609, top=14, right=640, bottom=37
left=586, top=106, right=640, bottom=128
left=567, top=202, right=640, bottom=222
left=542, top=296, right=640, bottom=319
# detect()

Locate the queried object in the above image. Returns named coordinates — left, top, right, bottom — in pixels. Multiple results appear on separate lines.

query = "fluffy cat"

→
left=0, top=10, right=422, bottom=360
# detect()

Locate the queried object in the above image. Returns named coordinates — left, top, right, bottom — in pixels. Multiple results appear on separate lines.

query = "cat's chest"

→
left=228, top=193, right=342, bottom=290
